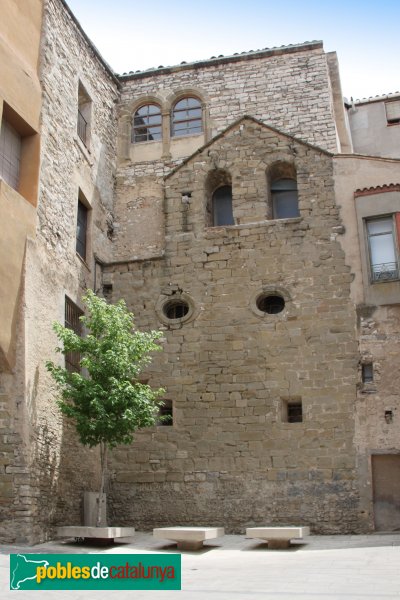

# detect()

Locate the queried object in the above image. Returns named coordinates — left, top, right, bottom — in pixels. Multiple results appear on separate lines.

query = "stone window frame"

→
left=250, top=286, right=292, bottom=320
left=121, top=88, right=210, bottom=161
left=167, top=88, right=210, bottom=143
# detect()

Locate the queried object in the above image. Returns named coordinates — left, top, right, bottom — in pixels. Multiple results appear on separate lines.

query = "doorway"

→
left=371, top=454, right=400, bottom=531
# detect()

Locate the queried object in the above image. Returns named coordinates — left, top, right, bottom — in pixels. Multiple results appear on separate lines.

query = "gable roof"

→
left=165, top=115, right=333, bottom=180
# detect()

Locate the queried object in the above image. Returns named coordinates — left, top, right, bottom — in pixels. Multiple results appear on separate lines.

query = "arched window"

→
left=271, top=178, right=299, bottom=219
left=132, top=104, right=162, bottom=143
left=172, top=97, right=202, bottom=137
left=212, top=185, right=234, bottom=226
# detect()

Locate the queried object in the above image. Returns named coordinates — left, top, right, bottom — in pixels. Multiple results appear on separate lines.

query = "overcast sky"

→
left=66, top=0, right=399, bottom=101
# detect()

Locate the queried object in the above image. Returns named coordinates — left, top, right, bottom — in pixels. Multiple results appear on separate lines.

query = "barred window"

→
left=172, top=97, right=202, bottom=137
left=132, top=104, right=162, bottom=143
left=65, top=297, right=83, bottom=373
left=77, top=82, right=92, bottom=148
left=0, top=118, right=21, bottom=190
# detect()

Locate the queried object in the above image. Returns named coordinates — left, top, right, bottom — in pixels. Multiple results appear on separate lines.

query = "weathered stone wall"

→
left=106, top=120, right=361, bottom=533
left=114, top=42, right=338, bottom=260
left=0, top=0, right=119, bottom=543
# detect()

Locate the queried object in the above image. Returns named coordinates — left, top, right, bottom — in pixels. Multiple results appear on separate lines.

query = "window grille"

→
left=287, top=402, right=303, bottom=423
left=77, top=110, right=88, bottom=145
left=0, top=118, right=21, bottom=189
left=65, top=297, right=83, bottom=373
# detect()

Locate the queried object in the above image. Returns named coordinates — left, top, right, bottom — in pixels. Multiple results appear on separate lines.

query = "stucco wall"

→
left=348, top=100, right=400, bottom=159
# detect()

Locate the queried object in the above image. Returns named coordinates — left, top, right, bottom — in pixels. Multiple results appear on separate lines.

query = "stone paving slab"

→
left=1, top=533, right=400, bottom=599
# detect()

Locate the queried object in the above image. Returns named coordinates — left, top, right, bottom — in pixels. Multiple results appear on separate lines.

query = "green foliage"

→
left=46, top=290, right=165, bottom=449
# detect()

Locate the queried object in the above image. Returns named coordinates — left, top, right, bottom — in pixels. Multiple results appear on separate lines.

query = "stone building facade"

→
left=1, top=0, right=399, bottom=542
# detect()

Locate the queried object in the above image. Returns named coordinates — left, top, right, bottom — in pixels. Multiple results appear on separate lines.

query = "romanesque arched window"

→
left=171, top=97, right=202, bottom=137
left=271, top=178, right=299, bottom=219
left=269, top=162, right=299, bottom=219
left=212, top=185, right=234, bottom=226
left=132, top=104, right=162, bottom=143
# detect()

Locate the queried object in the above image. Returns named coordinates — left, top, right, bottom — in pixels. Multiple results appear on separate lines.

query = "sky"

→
left=66, top=0, right=399, bottom=101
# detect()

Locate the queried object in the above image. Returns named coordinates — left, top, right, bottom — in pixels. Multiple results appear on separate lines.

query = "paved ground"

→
left=1, top=532, right=400, bottom=599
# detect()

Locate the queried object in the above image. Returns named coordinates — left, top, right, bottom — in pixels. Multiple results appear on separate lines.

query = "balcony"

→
left=371, top=261, right=399, bottom=282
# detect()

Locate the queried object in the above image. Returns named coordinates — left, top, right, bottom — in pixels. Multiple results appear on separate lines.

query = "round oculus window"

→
left=163, top=299, right=190, bottom=320
left=256, top=294, right=285, bottom=314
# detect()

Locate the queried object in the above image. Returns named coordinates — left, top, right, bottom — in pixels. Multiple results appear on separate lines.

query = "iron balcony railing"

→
left=77, top=110, right=88, bottom=145
left=371, top=261, right=399, bottom=282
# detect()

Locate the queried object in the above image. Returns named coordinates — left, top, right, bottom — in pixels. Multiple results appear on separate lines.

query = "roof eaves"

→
left=118, top=41, right=323, bottom=81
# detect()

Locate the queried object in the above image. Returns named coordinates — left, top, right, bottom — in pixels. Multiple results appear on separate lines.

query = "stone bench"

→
left=153, top=526, right=225, bottom=550
left=56, top=526, right=135, bottom=544
left=246, top=526, right=310, bottom=549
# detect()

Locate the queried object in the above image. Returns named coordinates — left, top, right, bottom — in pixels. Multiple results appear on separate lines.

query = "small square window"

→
left=287, top=402, right=303, bottom=423
left=362, top=363, right=374, bottom=383
left=282, top=398, right=303, bottom=423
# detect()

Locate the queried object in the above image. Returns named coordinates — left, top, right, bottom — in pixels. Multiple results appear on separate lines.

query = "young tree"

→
left=46, top=290, right=165, bottom=527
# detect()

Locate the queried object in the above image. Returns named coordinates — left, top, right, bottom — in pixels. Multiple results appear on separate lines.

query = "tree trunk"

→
left=96, top=442, right=108, bottom=527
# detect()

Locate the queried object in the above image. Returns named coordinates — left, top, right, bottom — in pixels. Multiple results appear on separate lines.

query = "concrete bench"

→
left=153, top=526, right=225, bottom=550
left=246, top=526, right=310, bottom=549
left=56, top=526, right=135, bottom=543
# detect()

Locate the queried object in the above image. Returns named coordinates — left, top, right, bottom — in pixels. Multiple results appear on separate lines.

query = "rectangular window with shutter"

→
left=385, top=101, right=400, bottom=125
